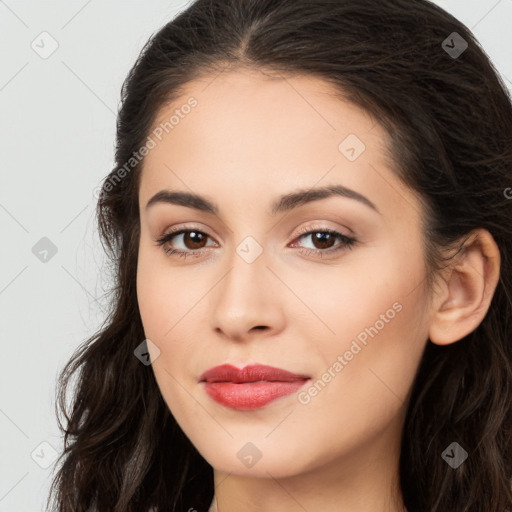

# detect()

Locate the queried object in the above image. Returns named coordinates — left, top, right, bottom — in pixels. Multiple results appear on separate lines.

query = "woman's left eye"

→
left=291, top=227, right=357, bottom=257
left=154, top=226, right=357, bottom=259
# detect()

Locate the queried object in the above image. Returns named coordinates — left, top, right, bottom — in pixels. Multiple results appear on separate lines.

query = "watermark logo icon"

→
left=31, top=31, right=59, bottom=59
left=236, top=236, right=263, bottom=264
left=31, top=441, right=58, bottom=469
left=339, top=134, right=366, bottom=162
left=441, top=441, right=468, bottom=469
left=32, top=237, right=58, bottom=263
left=442, top=32, right=468, bottom=59
left=237, top=442, right=263, bottom=468
left=134, top=338, right=161, bottom=365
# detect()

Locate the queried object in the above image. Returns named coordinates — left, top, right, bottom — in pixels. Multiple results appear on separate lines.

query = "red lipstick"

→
left=199, top=364, right=310, bottom=410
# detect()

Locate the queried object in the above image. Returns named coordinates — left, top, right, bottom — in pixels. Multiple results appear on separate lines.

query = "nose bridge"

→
left=210, top=233, right=283, bottom=338
left=221, top=235, right=270, bottom=306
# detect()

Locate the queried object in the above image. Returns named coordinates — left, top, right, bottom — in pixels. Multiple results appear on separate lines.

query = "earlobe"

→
left=428, top=229, right=501, bottom=346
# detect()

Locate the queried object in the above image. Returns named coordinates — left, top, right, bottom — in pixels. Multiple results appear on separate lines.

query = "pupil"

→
left=314, top=232, right=333, bottom=249
left=186, top=231, right=205, bottom=249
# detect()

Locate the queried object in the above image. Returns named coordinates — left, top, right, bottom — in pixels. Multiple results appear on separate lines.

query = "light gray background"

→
left=1, top=1, right=511, bottom=510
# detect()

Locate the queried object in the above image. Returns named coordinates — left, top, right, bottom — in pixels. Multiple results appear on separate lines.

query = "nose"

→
left=209, top=247, right=286, bottom=343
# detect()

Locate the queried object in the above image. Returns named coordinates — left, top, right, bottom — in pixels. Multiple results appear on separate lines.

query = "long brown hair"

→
left=47, top=0, right=512, bottom=510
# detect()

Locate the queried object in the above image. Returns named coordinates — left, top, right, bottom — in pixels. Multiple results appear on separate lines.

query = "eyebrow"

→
left=145, top=184, right=380, bottom=216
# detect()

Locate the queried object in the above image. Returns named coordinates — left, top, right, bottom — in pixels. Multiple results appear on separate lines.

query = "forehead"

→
left=149, top=68, right=383, bottom=162
left=139, top=68, right=421, bottom=225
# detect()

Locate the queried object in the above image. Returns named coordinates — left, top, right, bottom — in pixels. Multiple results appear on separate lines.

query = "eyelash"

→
left=153, top=224, right=357, bottom=260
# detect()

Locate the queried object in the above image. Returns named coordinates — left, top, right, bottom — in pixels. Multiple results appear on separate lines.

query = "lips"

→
left=199, top=364, right=310, bottom=383
left=199, top=364, right=311, bottom=410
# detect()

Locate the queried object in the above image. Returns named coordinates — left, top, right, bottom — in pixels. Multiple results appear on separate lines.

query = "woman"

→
left=47, top=0, right=512, bottom=511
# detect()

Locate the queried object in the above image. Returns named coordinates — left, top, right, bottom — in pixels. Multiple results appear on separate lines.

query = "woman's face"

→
left=136, top=68, right=432, bottom=479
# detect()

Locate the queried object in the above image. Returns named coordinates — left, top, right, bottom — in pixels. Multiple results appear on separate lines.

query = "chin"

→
left=192, top=435, right=314, bottom=479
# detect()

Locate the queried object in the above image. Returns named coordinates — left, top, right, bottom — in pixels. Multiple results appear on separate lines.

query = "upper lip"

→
left=199, top=364, right=311, bottom=383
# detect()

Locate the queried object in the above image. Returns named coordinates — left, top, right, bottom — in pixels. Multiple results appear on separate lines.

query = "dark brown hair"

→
left=47, top=0, right=512, bottom=510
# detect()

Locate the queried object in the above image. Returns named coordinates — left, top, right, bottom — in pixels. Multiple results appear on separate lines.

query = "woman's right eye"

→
left=154, top=229, right=216, bottom=258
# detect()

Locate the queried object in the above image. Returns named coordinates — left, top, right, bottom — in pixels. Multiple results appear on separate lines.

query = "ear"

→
left=428, top=228, right=501, bottom=346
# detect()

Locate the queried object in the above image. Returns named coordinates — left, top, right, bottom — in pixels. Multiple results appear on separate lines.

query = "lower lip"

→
left=202, top=380, right=309, bottom=410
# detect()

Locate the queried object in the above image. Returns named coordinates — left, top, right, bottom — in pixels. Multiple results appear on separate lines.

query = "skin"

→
left=136, top=67, right=500, bottom=512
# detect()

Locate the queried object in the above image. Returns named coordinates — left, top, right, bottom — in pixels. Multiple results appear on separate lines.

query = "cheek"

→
left=136, top=267, right=211, bottom=440
left=292, top=287, right=428, bottom=462
left=136, top=246, right=216, bottom=396
left=136, top=251, right=165, bottom=337
left=295, top=236, right=426, bottom=341
left=299, top=239, right=429, bottom=397
left=136, top=250, right=201, bottom=403
left=136, top=245, right=199, bottom=339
